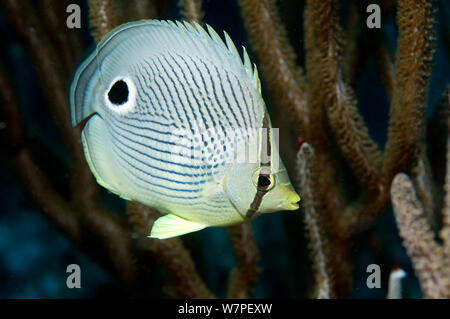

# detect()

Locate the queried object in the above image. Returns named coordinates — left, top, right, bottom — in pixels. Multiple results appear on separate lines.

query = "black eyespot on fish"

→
left=108, top=80, right=129, bottom=105
left=258, top=175, right=271, bottom=188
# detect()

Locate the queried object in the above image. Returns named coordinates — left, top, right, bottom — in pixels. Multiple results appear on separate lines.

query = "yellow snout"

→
left=278, top=185, right=301, bottom=211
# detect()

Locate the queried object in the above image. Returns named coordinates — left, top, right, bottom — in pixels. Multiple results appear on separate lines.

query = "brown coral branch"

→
left=302, top=0, right=382, bottom=255
left=127, top=202, right=215, bottom=298
left=0, top=66, right=81, bottom=240
left=391, top=173, right=447, bottom=298
left=303, top=1, right=333, bottom=152
left=129, top=0, right=159, bottom=20
left=302, top=0, right=346, bottom=238
left=238, top=0, right=307, bottom=132
left=113, top=0, right=159, bottom=24
left=226, top=223, right=260, bottom=298
left=373, top=3, right=436, bottom=271
left=356, top=0, right=435, bottom=233
left=329, top=82, right=383, bottom=194
left=304, top=0, right=383, bottom=195
left=302, top=0, right=381, bottom=245
left=301, top=1, right=361, bottom=295
left=88, top=0, right=118, bottom=42
left=383, top=0, right=434, bottom=186
left=392, top=93, right=450, bottom=298
left=294, top=0, right=436, bottom=296
left=295, top=143, right=335, bottom=298
left=178, top=0, right=204, bottom=23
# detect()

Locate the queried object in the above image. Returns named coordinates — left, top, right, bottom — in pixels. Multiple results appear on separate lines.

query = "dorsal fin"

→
left=97, top=19, right=262, bottom=94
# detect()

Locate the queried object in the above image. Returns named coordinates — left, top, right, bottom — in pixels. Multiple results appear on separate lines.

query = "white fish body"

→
left=70, top=20, right=300, bottom=239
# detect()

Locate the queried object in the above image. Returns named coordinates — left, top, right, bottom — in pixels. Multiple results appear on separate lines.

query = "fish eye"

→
left=104, top=77, right=136, bottom=114
left=108, top=80, right=128, bottom=105
left=252, top=168, right=275, bottom=190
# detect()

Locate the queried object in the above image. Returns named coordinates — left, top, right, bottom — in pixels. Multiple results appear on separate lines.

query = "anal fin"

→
left=149, top=214, right=206, bottom=239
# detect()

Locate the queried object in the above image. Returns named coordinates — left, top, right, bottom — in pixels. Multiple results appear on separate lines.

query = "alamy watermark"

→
left=366, top=4, right=381, bottom=29
left=366, top=264, right=381, bottom=289
left=66, top=4, right=81, bottom=29
left=66, top=264, right=81, bottom=289
left=167, top=127, right=280, bottom=171
left=67, top=3, right=381, bottom=30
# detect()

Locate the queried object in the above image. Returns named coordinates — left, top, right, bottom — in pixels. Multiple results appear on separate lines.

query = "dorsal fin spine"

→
left=242, top=46, right=253, bottom=76
left=224, top=31, right=239, bottom=58
left=175, top=20, right=186, bottom=30
left=253, top=63, right=261, bottom=93
left=206, top=24, right=226, bottom=50
left=183, top=20, right=196, bottom=32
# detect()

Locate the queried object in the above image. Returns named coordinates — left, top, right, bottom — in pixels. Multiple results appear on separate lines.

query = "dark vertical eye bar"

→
left=246, top=111, right=272, bottom=218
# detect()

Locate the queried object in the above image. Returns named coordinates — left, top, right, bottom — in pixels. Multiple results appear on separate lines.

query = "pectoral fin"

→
left=149, top=214, right=206, bottom=239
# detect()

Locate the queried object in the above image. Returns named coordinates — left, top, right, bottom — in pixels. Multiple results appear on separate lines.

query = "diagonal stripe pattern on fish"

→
left=70, top=20, right=300, bottom=239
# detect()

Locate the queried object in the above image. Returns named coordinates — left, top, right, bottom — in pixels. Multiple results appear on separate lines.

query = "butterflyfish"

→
left=70, top=20, right=300, bottom=239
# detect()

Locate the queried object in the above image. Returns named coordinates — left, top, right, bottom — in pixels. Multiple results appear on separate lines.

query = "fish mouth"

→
left=279, top=185, right=301, bottom=211
left=282, top=201, right=300, bottom=211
